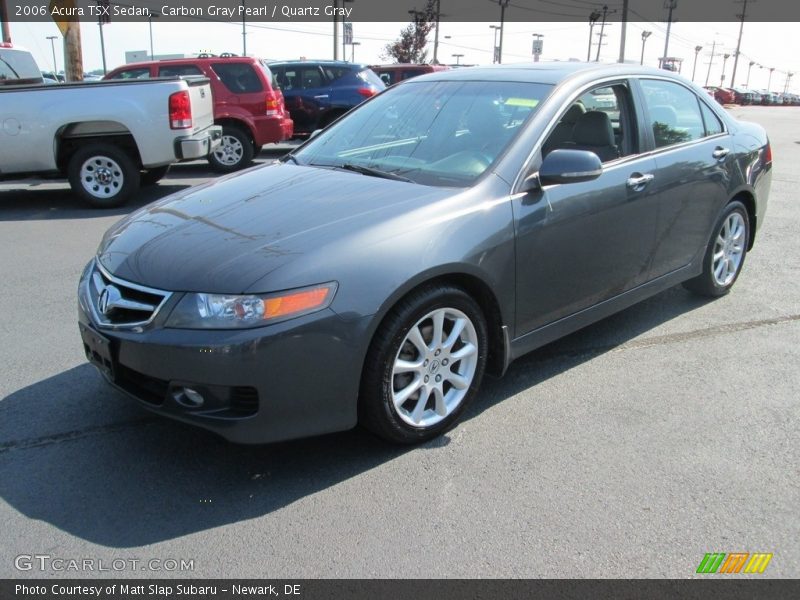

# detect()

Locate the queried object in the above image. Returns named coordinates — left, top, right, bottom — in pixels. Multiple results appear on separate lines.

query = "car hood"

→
left=98, top=163, right=454, bottom=293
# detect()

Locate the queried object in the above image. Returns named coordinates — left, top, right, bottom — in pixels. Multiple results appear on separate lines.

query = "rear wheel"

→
left=208, top=125, right=254, bottom=172
left=67, top=143, right=139, bottom=208
left=683, top=200, right=750, bottom=297
left=360, top=285, right=488, bottom=444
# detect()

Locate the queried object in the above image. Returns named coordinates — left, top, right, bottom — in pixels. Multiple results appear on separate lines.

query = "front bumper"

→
left=174, top=125, right=223, bottom=160
left=77, top=268, right=371, bottom=444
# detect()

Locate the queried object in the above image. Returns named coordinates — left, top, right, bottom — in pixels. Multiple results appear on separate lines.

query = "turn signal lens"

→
left=264, top=286, right=333, bottom=320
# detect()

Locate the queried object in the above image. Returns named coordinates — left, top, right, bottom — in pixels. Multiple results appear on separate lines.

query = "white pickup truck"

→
left=0, top=45, right=222, bottom=207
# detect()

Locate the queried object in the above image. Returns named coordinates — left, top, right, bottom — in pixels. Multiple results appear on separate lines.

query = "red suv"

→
left=105, top=55, right=293, bottom=171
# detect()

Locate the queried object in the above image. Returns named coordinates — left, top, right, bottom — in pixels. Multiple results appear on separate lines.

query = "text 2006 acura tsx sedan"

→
left=78, top=63, right=772, bottom=444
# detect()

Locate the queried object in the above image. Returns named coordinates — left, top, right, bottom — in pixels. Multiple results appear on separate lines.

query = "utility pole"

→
left=587, top=11, right=600, bottom=62
left=595, top=5, right=609, bottom=62
left=618, top=0, right=629, bottom=63
left=241, top=1, right=247, bottom=56
left=96, top=0, right=109, bottom=75
left=662, top=0, right=677, bottom=69
left=497, top=0, right=510, bottom=64
left=0, top=0, right=11, bottom=43
left=784, top=72, right=793, bottom=94
left=691, top=45, right=702, bottom=81
left=332, top=0, right=338, bottom=60
left=640, top=31, right=651, bottom=65
left=490, top=24, right=501, bottom=64
left=704, top=39, right=717, bottom=87
left=730, top=0, right=749, bottom=88
left=767, top=66, right=775, bottom=90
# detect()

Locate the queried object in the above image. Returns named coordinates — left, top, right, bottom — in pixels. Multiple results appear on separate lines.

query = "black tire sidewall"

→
left=362, top=286, right=488, bottom=444
left=67, top=143, right=139, bottom=208
left=208, top=126, right=254, bottom=172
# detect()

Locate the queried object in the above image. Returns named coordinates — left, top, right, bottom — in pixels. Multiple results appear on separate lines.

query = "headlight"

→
left=165, top=282, right=337, bottom=329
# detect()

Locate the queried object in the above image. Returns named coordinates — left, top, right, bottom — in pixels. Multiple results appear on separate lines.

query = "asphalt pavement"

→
left=0, top=110, right=797, bottom=578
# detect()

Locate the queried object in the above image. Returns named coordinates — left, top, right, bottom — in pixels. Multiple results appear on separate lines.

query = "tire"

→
left=359, top=284, right=488, bottom=444
left=140, top=165, right=170, bottom=186
left=208, top=125, right=254, bottom=172
left=67, top=143, right=140, bottom=208
left=683, top=200, right=750, bottom=297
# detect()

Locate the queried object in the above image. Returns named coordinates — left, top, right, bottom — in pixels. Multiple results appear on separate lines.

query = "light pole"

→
left=745, top=61, right=755, bottom=87
left=148, top=12, right=159, bottom=60
left=662, top=0, right=677, bottom=69
left=691, top=45, right=702, bottom=81
left=767, top=67, right=775, bottom=91
left=46, top=35, right=58, bottom=74
left=595, top=5, right=610, bottom=62
left=640, top=31, right=651, bottom=65
left=720, top=53, right=730, bottom=86
left=489, top=25, right=501, bottom=63
left=496, top=0, right=510, bottom=65
left=587, top=11, right=600, bottom=62
left=452, top=53, right=463, bottom=65
left=350, top=41, right=360, bottom=63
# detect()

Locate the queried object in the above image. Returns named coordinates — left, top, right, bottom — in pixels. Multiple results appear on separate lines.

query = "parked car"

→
left=370, top=63, right=450, bottom=86
left=1, top=44, right=221, bottom=207
left=268, top=60, right=385, bottom=136
left=704, top=86, right=736, bottom=105
left=78, top=62, right=772, bottom=444
left=731, top=88, right=754, bottom=105
left=105, top=54, right=293, bottom=172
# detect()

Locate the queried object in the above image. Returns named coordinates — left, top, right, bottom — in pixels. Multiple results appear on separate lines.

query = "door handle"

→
left=712, top=147, right=730, bottom=159
left=626, top=173, right=654, bottom=189
left=313, top=94, right=329, bottom=99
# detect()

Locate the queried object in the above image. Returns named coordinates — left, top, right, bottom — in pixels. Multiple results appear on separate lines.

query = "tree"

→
left=382, top=0, right=437, bottom=63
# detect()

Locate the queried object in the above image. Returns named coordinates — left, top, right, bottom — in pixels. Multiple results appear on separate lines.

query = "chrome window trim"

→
left=86, top=259, right=173, bottom=331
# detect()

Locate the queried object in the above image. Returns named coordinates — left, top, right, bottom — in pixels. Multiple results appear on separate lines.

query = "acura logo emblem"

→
left=97, top=284, right=122, bottom=316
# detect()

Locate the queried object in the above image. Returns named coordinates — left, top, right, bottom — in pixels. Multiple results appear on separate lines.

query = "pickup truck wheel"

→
left=208, top=126, right=254, bottom=172
left=67, top=143, right=139, bottom=208
left=140, top=165, right=170, bottom=186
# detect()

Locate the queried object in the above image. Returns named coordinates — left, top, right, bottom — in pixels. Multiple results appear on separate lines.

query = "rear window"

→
left=258, top=61, right=279, bottom=90
left=109, top=68, right=151, bottom=80
left=159, top=64, right=204, bottom=78
left=211, top=63, right=263, bottom=93
left=0, top=48, right=44, bottom=83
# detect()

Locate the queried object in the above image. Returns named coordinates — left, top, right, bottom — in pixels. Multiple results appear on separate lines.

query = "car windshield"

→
left=293, top=79, right=552, bottom=187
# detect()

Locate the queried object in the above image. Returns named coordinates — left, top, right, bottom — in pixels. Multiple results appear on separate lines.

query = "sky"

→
left=7, top=18, right=799, bottom=93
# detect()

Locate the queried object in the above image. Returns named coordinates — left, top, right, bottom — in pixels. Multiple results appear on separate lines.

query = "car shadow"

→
left=0, top=286, right=710, bottom=548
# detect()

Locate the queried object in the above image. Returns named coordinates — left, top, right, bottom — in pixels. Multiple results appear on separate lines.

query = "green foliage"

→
left=382, top=0, right=437, bottom=64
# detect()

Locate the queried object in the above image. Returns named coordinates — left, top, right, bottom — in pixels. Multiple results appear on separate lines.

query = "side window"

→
left=542, top=83, right=635, bottom=162
left=699, top=102, right=724, bottom=136
left=158, top=65, right=203, bottom=78
left=640, top=79, right=705, bottom=148
left=109, top=68, right=151, bottom=80
left=379, top=72, right=394, bottom=86
left=211, top=63, right=263, bottom=93
left=300, top=67, right=324, bottom=89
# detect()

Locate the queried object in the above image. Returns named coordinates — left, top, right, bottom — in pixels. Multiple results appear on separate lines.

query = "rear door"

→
left=634, top=78, right=734, bottom=278
left=276, top=65, right=330, bottom=133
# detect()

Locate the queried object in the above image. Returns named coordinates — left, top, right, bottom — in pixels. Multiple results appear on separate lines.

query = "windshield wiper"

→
left=339, top=163, right=414, bottom=183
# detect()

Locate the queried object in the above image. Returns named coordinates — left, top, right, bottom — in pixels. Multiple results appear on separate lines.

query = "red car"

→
left=704, top=86, right=736, bottom=105
left=105, top=55, right=293, bottom=171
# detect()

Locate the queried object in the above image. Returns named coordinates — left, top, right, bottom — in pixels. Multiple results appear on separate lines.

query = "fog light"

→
left=174, top=387, right=205, bottom=408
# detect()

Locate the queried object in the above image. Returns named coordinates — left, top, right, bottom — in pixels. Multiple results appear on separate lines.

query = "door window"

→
left=158, top=64, right=204, bottom=78
left=640, top=79, right=706, bottom=148
left=109, top=68, right=151, bottom=80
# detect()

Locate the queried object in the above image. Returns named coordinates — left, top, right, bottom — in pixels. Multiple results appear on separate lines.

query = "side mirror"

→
left=537, top=149, right=603, bottom=186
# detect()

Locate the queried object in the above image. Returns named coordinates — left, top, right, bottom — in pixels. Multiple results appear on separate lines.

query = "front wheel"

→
left=208, top=126, right=254, bottom=172
left=67, top=143, right=140, bottom=208
left=359, top=285, right=488, bottom=444
left=683, top=201, right=750, bottom=297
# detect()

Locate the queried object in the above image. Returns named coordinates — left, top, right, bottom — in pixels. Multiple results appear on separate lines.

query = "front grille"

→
left=87, top=261, right=171, bottom=328
left=116, top=364, right=168, bottom=406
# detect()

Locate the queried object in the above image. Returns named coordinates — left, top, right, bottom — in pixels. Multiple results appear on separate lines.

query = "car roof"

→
left=269, top=60, right=367, bottom=69
left=415, top=61, right=688, bottom=85
left=109, top=56, right=261, bottom=70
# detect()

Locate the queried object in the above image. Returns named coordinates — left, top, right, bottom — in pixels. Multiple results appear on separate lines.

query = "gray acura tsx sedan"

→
left=78, top=62, right=772, bottom=444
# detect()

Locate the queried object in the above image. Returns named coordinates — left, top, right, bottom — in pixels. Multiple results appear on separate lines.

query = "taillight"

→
left=356, top=87, right=378, bottom=98
left=169, top=91, right=192, bottom=129
left=764, top=142, right=772, bottom=165
left=265, top=91, right=281, bottom=116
